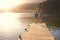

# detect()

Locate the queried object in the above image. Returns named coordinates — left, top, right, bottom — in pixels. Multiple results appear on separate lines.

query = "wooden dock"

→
left=18, top=23, right=55, bottom=40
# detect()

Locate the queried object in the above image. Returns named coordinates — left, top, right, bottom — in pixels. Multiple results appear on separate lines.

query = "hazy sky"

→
left=0, top=0, right=47, bottom=10
left=21, top=0, right=47, bottom=3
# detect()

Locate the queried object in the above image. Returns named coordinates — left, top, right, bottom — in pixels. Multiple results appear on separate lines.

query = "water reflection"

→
left=0, top=13, right=34, bottom=40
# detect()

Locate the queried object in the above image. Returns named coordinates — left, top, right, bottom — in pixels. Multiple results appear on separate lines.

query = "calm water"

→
left=0, top=13, right=34, bottom=40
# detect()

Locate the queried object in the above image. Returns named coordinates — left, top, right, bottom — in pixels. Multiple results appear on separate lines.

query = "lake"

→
left=0, top=13, right=34, bottom=40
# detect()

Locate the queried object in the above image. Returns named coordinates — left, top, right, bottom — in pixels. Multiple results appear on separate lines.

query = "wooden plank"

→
left=20, top=23, right=55, bottom=40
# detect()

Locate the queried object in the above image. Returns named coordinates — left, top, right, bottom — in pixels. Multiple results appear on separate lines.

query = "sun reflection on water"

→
left=0, top=12, right=22, bottom=32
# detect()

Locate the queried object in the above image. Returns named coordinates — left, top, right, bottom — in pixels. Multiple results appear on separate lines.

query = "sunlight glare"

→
left=0, top=12, right=21, bottom=32
left=0, top=0, right=23, bottom=10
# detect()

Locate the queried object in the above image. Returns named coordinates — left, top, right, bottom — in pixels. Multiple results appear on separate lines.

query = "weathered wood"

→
left=21, top=23, right=55, bottom=40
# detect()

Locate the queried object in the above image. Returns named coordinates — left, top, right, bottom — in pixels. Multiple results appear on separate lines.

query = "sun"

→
left=0, top=0, right=23, bottom=10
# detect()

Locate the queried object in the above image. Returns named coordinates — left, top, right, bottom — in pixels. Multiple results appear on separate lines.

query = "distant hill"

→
left=18, top=3, right=39, bottom=10
left=11, top=3, right=39, bottom=10
left=10, top=3, right=39, bottom=13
